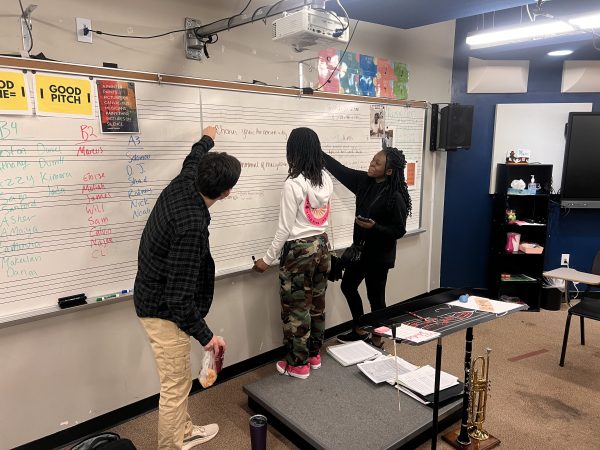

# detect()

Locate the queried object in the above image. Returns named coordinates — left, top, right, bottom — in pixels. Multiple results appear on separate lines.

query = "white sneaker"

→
left=182, top=424, right=219, bottom=449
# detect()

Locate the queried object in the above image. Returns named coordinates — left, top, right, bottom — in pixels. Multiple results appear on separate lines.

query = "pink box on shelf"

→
left=519, top=242, right=544, bottom=254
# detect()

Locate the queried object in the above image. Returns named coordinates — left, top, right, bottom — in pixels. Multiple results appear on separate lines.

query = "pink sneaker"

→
left=276, top=361, right=310, bottom=379
left=308, top=354, right=321, bottom=369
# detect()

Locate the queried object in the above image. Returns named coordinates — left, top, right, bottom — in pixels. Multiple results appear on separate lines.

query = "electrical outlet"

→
left=561, top=253, right=570, bottom=266
left=76, top=18, right=92, bottom=43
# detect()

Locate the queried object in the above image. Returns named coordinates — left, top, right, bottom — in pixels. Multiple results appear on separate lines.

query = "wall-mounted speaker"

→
left=431, top=104, right=474, bottom=151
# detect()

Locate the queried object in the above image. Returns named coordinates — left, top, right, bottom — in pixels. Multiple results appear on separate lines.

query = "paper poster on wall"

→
left=96, top=80, right=140, bottom=133
left=34, top=73, right=94, bottom=118
left=383, top=126, right=394, bottom=148
left=405, top=161, right=417, bottom=189
left=317, top=48, right=340, bottom=93
left=370, top=105, right=384, bottom=138
left=0, top=69, right=31, bottom=115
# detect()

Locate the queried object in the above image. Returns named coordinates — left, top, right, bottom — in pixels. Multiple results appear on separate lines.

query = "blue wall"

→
left=441, top=15, right=600, bottom=288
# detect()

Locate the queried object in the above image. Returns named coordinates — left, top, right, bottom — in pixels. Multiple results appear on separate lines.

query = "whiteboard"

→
left=490, top=103, right=592, bottom=194
left=202, top=89, right=425, bottom=268
left=1, top=69, right=425, bottom=321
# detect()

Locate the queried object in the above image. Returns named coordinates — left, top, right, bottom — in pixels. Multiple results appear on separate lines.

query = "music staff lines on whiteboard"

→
left=3, top=266, right=137, bottom=297
left=0, top=178, right=172, bottom=191
left=0, top=259, right=137, bottom=293
left=1, top=194, right=160, bottom=211
left=1, top=273, right=137, bottom=303
left=1, top=236, right=142, bottom=259
left=3, top=185, right=163, bottom=199
left=136, top=116, right=201, bottom=124
left=211, top=214, right=279, bottom=229
left=4, top=221, right=144, bottom=243
left=1, top=259, right=136, bottom=287
left=203, top=103, right=363, bottom=121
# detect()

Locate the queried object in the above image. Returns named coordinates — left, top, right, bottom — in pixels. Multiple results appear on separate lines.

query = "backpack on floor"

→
left=70, top=432, right=137, bottom=450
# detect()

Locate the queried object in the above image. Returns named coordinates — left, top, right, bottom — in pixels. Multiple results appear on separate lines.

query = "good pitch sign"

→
left=34, top=73, right=94, bottom=118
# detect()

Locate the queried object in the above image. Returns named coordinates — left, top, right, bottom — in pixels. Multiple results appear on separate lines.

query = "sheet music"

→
left=396, top=365, right=458, bottom=396
left=326, top=340, right=382, bottom=366
left=357, top=355, right=417, bottom=384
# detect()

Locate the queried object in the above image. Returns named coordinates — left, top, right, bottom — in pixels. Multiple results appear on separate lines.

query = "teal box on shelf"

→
left=507, top=188, right=533, bottom=195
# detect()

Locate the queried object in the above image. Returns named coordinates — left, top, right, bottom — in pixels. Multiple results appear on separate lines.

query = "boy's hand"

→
left=203, top=126, right=217, bottom=140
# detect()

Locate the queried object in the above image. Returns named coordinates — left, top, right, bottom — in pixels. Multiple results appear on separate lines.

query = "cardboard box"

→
left=519, top=242, right=543, bottom=254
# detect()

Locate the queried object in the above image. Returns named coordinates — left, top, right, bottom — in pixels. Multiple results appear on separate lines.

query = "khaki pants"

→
left=140, top=318, right=194, bottom=450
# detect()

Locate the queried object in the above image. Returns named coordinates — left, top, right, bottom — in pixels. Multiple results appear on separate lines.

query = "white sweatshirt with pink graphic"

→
left=263, top=171, right=333, bottom=265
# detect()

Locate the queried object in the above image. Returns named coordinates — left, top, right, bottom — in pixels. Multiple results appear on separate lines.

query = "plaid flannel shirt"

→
left=134, top=136, right=215, bottom=345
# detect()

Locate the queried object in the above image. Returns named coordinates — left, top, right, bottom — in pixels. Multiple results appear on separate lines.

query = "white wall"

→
left=0, top=1, right=454, bottom=447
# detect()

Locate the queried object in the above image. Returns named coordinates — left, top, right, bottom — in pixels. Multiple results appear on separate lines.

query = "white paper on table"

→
left=449, top=296, right=522, bottom=314
left=394, top=385, right=430, bottom=404
left=394, top=324, right=440, bottom=343
left=357, top=355, right=418, bottom=384
left=396, top=365, right=458, bottom=396
left=326, top=340, right=382, bottom=366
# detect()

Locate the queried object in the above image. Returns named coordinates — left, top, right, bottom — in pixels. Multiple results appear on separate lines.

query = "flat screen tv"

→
left=561, top=112, right=600, bottom=208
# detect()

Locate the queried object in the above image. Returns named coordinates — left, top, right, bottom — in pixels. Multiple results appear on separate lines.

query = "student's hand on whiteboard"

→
left=204, top=335, right=226, bottom=354
left=252, top=258, right=269, bottom=273
left=355, top=217, right=375, bottom=229
left=203, top=126, right=217, bottom=140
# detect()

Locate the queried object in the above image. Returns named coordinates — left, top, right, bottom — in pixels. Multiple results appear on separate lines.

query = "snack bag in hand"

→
left=199, top=350, right=218, bottom=388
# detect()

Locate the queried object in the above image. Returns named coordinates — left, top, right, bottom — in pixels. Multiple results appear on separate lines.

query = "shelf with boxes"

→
left=489, top=163, right=553, bottom=310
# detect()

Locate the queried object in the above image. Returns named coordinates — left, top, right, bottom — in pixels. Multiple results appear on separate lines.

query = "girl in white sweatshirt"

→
left=253, top=127, right=333, bottom=379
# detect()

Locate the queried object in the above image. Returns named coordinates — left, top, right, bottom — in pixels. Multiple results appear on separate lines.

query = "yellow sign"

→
left=35, top=74, right=94, bottom=117
left=0, top=70, right=30, bottom=113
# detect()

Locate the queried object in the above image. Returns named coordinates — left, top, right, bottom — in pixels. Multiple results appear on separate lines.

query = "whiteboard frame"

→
left=0, top=56, right=428, bottom=324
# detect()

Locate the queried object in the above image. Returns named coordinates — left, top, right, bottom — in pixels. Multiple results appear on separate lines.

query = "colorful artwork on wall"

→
left=318, top=49, right=408, bottom=99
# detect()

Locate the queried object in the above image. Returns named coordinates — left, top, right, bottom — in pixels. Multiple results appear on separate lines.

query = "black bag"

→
left=340, top=243, right=363, bottom=265
left=328, top=254, right=344, bottom=281
left=70, top=432, right=137, bottom=450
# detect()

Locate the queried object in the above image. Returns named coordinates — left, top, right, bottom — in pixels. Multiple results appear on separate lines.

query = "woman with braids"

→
left=322, top=146, right=411, bottom=347
left=253, top=128, right=333, bottom=379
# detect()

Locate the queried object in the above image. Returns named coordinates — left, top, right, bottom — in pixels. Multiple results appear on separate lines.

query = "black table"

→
left=361, top=288, right=526, bottom=450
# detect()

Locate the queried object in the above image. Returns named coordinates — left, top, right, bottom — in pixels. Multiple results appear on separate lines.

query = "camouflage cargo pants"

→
left=279, top=233, right=330, bottom=366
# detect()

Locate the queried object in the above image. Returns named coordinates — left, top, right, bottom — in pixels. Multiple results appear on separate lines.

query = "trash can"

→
left=541, top=287, right=562, bottom=311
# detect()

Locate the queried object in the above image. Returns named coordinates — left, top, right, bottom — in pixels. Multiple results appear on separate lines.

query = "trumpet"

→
left=468, top=348, right=491, bottom=441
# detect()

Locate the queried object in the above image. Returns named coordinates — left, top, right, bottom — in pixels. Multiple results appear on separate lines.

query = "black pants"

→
left=340, top=259, right=389, bottom=326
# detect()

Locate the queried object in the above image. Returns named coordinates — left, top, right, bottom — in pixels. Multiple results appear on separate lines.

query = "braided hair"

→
left=286, top=127, right=324, bottom=187
left=383, top=147, right=412, bottom=216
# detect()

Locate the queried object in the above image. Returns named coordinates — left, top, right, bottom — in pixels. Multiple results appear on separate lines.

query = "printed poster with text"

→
left=34, top=73, right=94, bottom=118
left=0, top=69, right=32, bottom=115
left=96, top=79, right=139, bottom=133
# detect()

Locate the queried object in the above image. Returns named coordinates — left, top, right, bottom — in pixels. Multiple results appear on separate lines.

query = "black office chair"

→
left=560, top=250, right=600, bottom=366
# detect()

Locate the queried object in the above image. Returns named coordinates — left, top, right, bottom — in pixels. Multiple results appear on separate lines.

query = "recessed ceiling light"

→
left=548, top=50, right=573, bottom=56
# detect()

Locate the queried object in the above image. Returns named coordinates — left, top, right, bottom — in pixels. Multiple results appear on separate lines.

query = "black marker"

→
left=252, top=255, right=256, bottom=264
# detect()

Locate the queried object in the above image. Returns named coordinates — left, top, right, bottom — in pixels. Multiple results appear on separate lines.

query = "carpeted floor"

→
left=70, top=303, right=600, bottom=449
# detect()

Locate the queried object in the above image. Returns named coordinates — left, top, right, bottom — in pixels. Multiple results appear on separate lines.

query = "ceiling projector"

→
left=272, top=7, right=349, bottom=51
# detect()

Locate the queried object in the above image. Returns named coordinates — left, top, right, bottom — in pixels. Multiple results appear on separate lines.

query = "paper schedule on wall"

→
left=0, top=70, right=31, bottom=115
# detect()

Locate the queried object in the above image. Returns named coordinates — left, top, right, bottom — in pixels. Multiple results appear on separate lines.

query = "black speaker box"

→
left=439, top=104, right=474, bottom=150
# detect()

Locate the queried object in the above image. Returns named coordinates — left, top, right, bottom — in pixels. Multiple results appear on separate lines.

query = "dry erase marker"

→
left=120, top=289, right=133, bottom=295
left=96, top=293, right=121, bottom=302
left=252, top=255, right=256, bottom=263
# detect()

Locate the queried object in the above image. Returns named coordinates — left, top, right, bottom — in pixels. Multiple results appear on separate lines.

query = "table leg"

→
left=564, top=280, right=571, bottom=307
left=431, top=337, right=443, bottom=450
